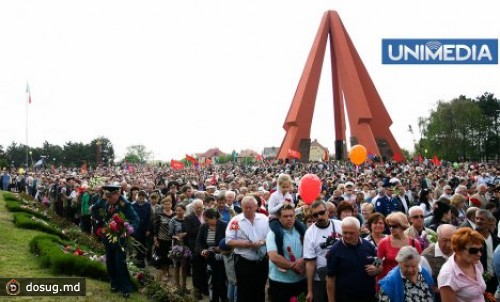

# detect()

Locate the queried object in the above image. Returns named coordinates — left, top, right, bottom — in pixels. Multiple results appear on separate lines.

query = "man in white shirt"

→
left=303, top=200, right=342, bottom=302
left=226, top=195, right=269, bottom=302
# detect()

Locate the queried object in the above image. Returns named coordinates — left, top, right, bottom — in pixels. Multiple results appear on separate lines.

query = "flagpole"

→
left=26, top=82, right=29, bottom=170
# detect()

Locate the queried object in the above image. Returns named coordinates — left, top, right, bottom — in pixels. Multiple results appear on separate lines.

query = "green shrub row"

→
left=6, top=200, right=49, bottom=220
left=13, top=212, right=67, bottom=239
left=3, top=192, right=20, bottom=202
left=29, top=234, right=109, bottom=282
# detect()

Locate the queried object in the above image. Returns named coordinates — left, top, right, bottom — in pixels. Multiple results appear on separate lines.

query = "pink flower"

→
left=112, top=214, right=124, bottom=225
left=109, top=221, right=119, bottom=232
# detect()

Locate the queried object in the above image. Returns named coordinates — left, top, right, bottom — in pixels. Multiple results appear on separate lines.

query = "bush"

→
left=3, top=193, right=21, bottom=202
left=29, top=235, right=109, bottom=282
left=5, top=200, right=49, bottom=220
left=13, top=212, right=67, bottom=239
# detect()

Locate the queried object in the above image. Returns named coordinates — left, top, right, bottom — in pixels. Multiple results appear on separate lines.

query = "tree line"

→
left=418, top=92, right=499, bottom=162
left=0, top=137, right=115, bottom=169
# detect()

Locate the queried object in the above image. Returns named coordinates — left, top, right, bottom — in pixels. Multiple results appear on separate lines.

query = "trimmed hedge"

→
left=5, top=200, right=49, bottom=220
left=12, top=212, right=67, bottom=239
left=29, top=234, right=109, bottom=282
left=3, top=193, right=21, bottom=202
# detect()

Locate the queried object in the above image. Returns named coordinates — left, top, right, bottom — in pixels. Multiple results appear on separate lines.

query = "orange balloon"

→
left=349, top=145, right=368, bottom=165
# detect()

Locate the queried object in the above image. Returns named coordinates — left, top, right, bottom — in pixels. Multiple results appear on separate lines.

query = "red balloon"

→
left=299, top=174, right=322, bottom=205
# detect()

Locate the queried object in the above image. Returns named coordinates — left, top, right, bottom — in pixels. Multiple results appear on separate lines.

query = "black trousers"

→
left=192, top=254, right=208, bottom=294
left=235, top=255, right=268, bottom=302
left=80, top=215, right=91, bottom=234
left=208, top=261, right=227, bottom=302
left=269, top=279, right=306, bottom=302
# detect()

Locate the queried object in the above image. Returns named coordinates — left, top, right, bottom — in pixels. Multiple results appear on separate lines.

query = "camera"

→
left=320, top=234, right=340, bottom=249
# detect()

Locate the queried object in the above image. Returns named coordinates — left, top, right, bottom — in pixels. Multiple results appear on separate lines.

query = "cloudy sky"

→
left=1, top=0, right=499, bottom=161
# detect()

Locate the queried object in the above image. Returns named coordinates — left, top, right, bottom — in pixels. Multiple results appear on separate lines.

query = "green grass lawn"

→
left=0, top=191, right=147, bottom=301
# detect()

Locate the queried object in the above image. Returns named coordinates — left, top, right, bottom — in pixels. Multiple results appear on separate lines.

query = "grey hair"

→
left=241, top=195, right=258, bottom=206
left=408, top=206, right=424, bottom=217
left=395, top=246, right=421, bottom=263
left=436, top=224, right=456, bottom=237
left=192, top=199, right=204, bottom=207
left=225, top=190, right=236, bottom=199
left=455, top=185, right=467, bottom=194
left=476, top=209, right=494, bottom=221
left=341, top=216, right=360, bottom=229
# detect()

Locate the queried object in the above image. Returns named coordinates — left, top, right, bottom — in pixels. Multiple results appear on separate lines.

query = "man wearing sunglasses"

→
left=405, top=206, right=437, bottom=251
left=303, top=201, right=342, bottom=302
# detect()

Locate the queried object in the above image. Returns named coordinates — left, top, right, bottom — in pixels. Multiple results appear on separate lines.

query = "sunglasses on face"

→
left=312, top=210, right=327, bottom=218
left=388, top=224, right=400, bottom=229
left=410, top=215, right=424, bottom=219
left=466, top=247, right=482, bottom=255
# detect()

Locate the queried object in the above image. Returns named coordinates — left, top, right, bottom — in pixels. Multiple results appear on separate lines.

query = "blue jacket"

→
left=132, top=202, right=152, bottom=236
left=378, top=265, right=434, bottom=302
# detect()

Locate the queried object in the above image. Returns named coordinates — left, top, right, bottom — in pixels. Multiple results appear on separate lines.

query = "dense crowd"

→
left=2, top=158, right=500, bottom=302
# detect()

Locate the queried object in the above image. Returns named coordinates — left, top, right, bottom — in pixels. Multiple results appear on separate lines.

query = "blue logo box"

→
left=382, top=39, right=498, bottom=64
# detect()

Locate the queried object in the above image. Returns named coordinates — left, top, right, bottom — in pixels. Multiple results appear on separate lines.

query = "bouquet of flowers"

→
left=415, top=231, right=437, bottom=250
left=97, top=213, right=135, bottom=251
left=168, top=244, right=192, bottom=261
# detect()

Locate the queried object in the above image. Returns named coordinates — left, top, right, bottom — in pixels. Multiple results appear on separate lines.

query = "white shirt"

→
left=267, top=190, right=293, bottom=218
left=303, top=219, right=343, bottom=281
left=485, top=234, right=494, bottom=274
left=226, top=213, right=269, bottom=261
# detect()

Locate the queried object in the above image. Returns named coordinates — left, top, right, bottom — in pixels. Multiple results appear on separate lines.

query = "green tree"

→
left=419, top=94, right=493, bottom=161
left=124, top=145, right=151, bottom=164
left=90, top=137, right=115, bottom=166
left=476, top=92, right=500, bottom=160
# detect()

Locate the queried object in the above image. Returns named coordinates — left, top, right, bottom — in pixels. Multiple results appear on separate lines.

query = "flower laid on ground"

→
left=168, top=244, right=192, bottom=261
left=31, top=216, right=49, bottom=226
left=97, top=213, right=135, bottom=251
left=62, top=244, right=86, bottom=256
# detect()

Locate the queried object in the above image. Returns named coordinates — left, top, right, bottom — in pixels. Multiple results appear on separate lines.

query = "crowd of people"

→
left=2, top=158, right=500, bottom=301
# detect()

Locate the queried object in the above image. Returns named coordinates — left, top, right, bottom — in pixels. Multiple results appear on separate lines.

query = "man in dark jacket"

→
left=132, top=190, right=152, bottom=268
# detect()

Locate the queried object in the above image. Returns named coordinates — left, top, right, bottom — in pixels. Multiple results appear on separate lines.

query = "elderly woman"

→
left=378, top=246, right=434, bottom=302
left=438, top=228, right=486, bottom=302
left=377, top=212, right=422, bottom=283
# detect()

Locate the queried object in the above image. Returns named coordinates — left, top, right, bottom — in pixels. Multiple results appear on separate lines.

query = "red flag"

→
left=170, top=159, right=185, bottom=170
left=432, top=155, right=441, bottom=166
left=185, top=154, right=197, bottom=164
left=256, top=154, right=263, bottom=161
left=287, top=148, right=301, bottom=159
left=393, top=152, right=403, bottom=163
left=418, top=155, right=423, bottom=164
left=323, top=149, right=329, bottom=161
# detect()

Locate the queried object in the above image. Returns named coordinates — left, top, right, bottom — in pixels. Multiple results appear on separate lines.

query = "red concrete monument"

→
left=277, top=11, right=402, bottom=161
